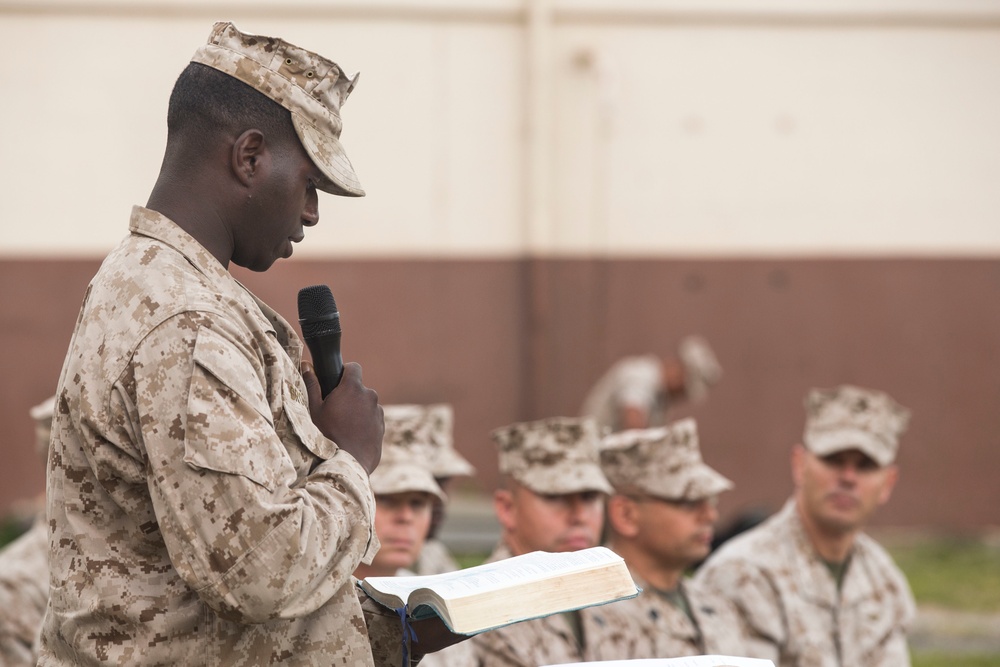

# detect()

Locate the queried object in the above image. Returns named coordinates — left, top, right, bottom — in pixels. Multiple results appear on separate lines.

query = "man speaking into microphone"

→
left=40, top=22, right=463, bottom=666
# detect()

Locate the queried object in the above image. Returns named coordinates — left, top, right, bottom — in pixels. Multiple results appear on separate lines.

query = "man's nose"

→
left=567, top=497, right=592, bottom=520
left=838, top=463, right=860, bottom=484
left=703, top=503, right=720, bottom=523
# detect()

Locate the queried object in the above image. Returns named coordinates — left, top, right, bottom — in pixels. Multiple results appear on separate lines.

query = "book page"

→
left=362, top=546, right=625, bottom=602
left=548, top=657, right=774, bottom=667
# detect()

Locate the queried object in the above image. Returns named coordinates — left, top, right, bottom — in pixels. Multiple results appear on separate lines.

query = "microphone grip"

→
left=305, top=331, right=344, bottom=398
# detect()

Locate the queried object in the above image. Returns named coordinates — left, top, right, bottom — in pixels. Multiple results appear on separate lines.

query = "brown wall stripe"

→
left=2, top=257, right=997, bottom=530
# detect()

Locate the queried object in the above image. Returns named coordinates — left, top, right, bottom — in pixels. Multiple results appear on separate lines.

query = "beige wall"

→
left=2, top=0, right=1000, bottom=257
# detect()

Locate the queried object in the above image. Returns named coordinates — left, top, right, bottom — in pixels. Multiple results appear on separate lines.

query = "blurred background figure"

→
left=400, top=404, right=478, bottom=576
left=581, top=335, right=722, bottom=433
left=592, top=419, right=750, bottom=660
left=353, top=407, right=474, bottom=667
left=472, top=417, right=628, bottom=666
left=696, top=385, right=915, bottom=667
left=0, top=396, right=54, bottom=667
left=353, top=425, right=447, bottom=580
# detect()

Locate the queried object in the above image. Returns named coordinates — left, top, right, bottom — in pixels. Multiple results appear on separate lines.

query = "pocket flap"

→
left=185, top=326, right=280, bottom=491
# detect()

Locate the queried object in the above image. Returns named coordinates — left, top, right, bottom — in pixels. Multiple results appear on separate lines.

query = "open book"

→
left=357, top=546, right=639, bottom=635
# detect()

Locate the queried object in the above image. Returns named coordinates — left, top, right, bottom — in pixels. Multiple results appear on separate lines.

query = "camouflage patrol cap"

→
left=380, top=404, right=475, bottom=478
left=370, top=411, right=446, bottom=502
left=492, top=417, right=613, bottom=495
left=678, top=336, right=722, bottom=402
left=803, top=384, right=911, bottom=466
left=425, top=404, right=476, bottom=478
left=190, top=22, right=364, bottom=197
left=600, top=418, right=733, bottom=500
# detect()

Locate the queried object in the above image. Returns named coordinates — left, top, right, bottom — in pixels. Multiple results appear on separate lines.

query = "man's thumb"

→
left=300, top=361, right=323, bottom=415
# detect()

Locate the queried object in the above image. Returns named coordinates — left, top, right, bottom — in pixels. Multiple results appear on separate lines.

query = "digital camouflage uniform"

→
left=414, top=539, right=460, bottom=577
left=581, top=355, right=665, bottom=433
left=586, top=573, right=750, bottom=660
left=0, top=519, right=49, bottom=666
left=0, top=396, right=56, bottom=666
left=40, top=207, right=407, bottom=666
left=695, top=385, right=916, bottom=667
left=471, top=417, right=632, bottom=667
left=581, top=336, right=721, bottom=433
left=471, top=543, right=615, bottom=667
left=695, top=500, right=915, bottom=666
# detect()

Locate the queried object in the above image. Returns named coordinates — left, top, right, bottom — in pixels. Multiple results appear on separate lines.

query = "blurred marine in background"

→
left=378, top=404, right=478, bottom=576
left=472, top=417, right=631, bottom=666
left=0, top=396, right=54, bottom=666
left=353, top=408, right=476, bottom=667
left=593, top=419, right=752, bottom=660
left=696, top=384, right=916, bottom=667
left=581, top=335, right=722, bottom=433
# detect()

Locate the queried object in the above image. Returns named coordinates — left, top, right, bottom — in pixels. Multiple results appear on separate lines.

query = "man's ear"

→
left=791, top=443, right=807, bottom=489
left=877, top=464, right=899, bottom=506
left=493, top=488, right=515, bottom=532
left=606, top=494, right=640, bottom=539
left=232, top=129, right=266, bottom=187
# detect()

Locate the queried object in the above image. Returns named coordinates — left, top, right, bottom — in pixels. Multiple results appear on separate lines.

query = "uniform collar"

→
left=129, top=205, right=233, bottom=287
left=127, top=205, right=293, bottom=348
left=780, top=497, right=878, bottom=608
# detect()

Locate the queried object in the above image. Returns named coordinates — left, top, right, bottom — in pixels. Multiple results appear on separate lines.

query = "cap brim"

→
left=805, top=429, right=894, bottom=467
left=637, top=463, right=733, bottom=501
left=292, top=112, right=365, bottom=197
left=681, top=465, right=734, bottom=499
left=518, top=463, right=613, bottom=496
left=370, top=466, right=447, bottom=503
left=432, top=450, right=477, bottom=478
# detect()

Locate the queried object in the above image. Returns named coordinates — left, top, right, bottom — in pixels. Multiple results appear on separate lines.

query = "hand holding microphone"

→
left=298, top=285, right=383, bottom=473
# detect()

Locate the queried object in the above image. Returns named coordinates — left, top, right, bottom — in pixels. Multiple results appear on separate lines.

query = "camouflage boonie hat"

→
left=190, top=22, right=364, bottom=197
left=492, top=417, right=613, bottom=495
left=29, top=394, right=56, bottom=460
left=600, top=418, right=733, bottom=500
left=370, top=412, right=446, bottom=502
left=803, top=384, right=910, bottom=466
left=678, top=336, right=722, bottom=402
left=425, top=404, right=476, bottom=478
left=380, top=404, right=475, bottom=479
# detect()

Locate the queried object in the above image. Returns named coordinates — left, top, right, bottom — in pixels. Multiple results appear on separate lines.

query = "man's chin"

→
left=557, top=537, right=596, bottom=552
left=817, top=510, right=865, bottom=535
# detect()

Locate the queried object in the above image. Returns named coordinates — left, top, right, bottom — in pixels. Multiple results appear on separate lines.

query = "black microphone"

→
left=297, top=285, right=344, bottom=398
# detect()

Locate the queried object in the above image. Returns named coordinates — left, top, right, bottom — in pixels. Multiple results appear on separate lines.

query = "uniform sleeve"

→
left=0, top=521, right=49, bottom=667
left=616, top=360, right=661, bottom=409
left=359, top=591, right=421, bottom=667
left=869, top=627, right=912, bottom=666
left=471, top=629, right=532, bottom=667
left=864, top=544, right=917, bottom=667
left=134, top=314, right=377, bottom=624
left=695, top=556, right=785, bottom=663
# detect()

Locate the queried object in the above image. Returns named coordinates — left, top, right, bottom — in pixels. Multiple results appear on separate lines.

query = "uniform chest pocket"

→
left=281, top=380, right=337, bottom=461
left=184, top=326, right=283, bottom=492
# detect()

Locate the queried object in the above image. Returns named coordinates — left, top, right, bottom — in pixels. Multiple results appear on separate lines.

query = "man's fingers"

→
left=301, top=361, right=323, bottom=416
left=338, top=362, right=362, bottom=387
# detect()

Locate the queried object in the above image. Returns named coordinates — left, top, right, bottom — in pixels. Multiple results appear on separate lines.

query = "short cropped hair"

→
left=166, top=62, right=296, bottom=145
